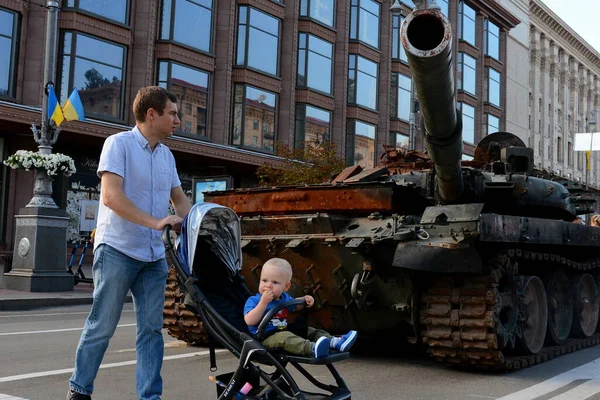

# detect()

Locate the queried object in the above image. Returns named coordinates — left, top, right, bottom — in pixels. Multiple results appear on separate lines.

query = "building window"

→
left=236, top=6, right=280, bottom=76
left=349, top=0, right=380, bottom=49
left=438, top=0, right=449, bottom=16
left=459, top=102, right=475, bottom=144
left=392, top=15, right=408, bottom=62
left=295, top=104, right=332, bottom=148
left=487, top=114, right=499, bottom=136
left=59, top=31, right=126, bottom=122
left=390, top=132, right=409, bottom=149
left=348, top=54, right=378, bottom=110
left=160, top=0, right=213, bottom=53
left=459, top=2, right=476, bottom=46
left=157, top=61, right=210, bottom=138
left=557, top=137, right=563, bottom=162
left=391, top=72, right=411, bottom=121
left=297, top=33, right=333, bottom=94
left=299, top=0, right=334, bottom=28
left=488, top=68, right=501, bottom=107
left=568, top=141, right=573, bottom=166
left=347, top=120, right=376, bottom=168
left=485, top=20, right=500, bottom=60
left=65, top=0, right=129, bottom=24
left=0, top=8, right=18, bottom=99
left=458, top=52, right=476, bottom=96
left=232, top=84, right=277, bottom=152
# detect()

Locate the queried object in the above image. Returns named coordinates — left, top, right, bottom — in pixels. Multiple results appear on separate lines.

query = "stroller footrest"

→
left=284, top=351, right=350, bottom=365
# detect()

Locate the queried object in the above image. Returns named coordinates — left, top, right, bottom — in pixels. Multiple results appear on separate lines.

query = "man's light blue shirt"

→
left=94, top=126, right=181, bottom=262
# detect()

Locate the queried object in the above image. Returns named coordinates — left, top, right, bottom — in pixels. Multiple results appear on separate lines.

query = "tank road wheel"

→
left=571, top=273, right=599, bottom=338
left=494, top=259, right=522, bottom=351
left=518, top=276, right=548, bottom=354
left=544, top=270, right=573, bottom=345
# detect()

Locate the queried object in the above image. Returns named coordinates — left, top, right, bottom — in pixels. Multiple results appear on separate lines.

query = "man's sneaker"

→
left=66, top=390, right=92, bottom=400
left=333, top=330, right=358, bottom=352
left=312, top=336, right=330, bottom=358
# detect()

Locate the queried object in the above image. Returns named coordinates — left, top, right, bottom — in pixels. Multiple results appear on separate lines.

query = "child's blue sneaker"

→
left=312, top=336, right=330, bottom=358
left=332, top=330, right=358, bottom=352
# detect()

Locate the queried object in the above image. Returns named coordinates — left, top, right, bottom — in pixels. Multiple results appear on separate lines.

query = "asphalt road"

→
left=2, top=304, right=600, bottom=400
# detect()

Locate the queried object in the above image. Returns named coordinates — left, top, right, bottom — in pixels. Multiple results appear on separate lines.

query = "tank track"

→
left=163, top=266, right=210, bottom=345
left=421, top=248, right=600, bottom=370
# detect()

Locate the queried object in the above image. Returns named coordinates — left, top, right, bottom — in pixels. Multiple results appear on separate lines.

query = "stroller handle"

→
left=255, top=299, right=307, bottom=340
left=161, top=224, right=176, bottom=251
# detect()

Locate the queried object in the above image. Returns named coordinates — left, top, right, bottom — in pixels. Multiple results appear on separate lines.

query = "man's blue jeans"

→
left=69, top=244, right=168, bottom=400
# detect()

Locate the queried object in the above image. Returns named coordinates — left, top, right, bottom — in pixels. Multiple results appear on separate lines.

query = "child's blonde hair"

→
left=262, top=258, right=293, bottom=282
left=592, top=214, right=600, bottom=227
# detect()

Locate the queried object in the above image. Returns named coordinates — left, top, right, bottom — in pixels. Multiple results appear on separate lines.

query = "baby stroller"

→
left=162, top=203, right=352, bottom=400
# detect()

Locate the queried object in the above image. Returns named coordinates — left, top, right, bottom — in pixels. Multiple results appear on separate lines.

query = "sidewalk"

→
left=0, top=265, right=132, bottom=311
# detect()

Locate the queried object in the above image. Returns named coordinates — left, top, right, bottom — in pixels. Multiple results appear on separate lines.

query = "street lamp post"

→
left=588, top=110, right=597, bottom=191
left=2, top=1, right=73, bottom=292
left=30, top=0, right=61, bottom=209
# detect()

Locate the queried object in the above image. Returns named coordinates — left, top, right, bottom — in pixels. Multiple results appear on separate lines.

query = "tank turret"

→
left=401, top=7, right=463, bottom=203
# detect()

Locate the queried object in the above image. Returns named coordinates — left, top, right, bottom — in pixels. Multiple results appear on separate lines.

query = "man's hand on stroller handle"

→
left=156, top=215, right=183, bottom=232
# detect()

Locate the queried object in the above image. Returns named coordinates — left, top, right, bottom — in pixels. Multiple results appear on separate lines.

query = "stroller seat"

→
left=162, top=203, right=352, bottom=400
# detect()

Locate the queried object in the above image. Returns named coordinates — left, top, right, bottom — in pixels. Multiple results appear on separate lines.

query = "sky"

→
left=540, top=0, right=600, bottom=53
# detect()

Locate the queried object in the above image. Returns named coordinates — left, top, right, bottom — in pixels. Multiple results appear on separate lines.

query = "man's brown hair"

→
left=133, top=86, right=178, bottom=123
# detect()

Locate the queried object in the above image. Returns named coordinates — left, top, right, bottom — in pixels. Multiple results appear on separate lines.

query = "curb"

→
left=0, top=295, right=133, bottom=311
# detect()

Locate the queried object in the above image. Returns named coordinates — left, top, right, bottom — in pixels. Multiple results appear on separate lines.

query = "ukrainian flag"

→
left=62, top=89, right=86, bottom=122
left=47, top=85, right=64, bottom=127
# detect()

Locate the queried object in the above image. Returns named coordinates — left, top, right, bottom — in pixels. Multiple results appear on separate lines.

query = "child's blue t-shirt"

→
left=244, top=292, right=295, bottom=335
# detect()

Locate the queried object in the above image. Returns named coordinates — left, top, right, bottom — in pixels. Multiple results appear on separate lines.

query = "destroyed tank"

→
left=164, top=6, right=600, bottom=370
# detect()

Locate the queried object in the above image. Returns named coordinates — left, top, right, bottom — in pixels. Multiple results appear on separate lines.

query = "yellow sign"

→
left=586, top=151, right=591, bottom=171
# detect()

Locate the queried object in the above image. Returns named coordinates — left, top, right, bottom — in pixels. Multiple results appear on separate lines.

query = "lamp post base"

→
left=2, top=207, right=73, bottom=292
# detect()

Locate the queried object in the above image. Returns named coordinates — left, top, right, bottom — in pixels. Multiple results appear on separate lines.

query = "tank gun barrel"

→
left=401, top=8, right=463, bottom=202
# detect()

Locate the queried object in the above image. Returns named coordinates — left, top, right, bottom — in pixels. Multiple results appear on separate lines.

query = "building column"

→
left=332, top=2, right=350, bottom=158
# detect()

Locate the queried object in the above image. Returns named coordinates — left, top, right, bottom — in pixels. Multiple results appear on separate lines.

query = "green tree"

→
left=256, top=140, right=346, bottom=186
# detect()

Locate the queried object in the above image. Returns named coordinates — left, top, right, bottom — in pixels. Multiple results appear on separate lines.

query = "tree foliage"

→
left=84, top=68, right=111, bottom=90
left=256, top=140, right=346, bottom=186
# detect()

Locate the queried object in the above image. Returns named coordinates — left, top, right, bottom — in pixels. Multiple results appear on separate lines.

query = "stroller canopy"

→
left=177, top=203, right=242, bottom=278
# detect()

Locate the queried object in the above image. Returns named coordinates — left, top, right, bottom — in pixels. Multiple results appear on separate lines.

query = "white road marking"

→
left=110, top=347, right=137, bottom=353
left=496, top=357, right=600, bottom=399
left=547, top=379, right=600, bottom=400
left=0, top=323, right=137, bottom=336
left=0, top=349, right=227, bottom=383
left=0, top=394, right=29, bottom=399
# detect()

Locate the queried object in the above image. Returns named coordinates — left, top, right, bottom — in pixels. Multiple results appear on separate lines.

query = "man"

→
left=67, top=86, right=191, bottom=400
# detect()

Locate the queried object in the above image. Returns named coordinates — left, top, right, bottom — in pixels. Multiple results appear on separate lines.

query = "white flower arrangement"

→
left=3, top=150, right=77, bottom=176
